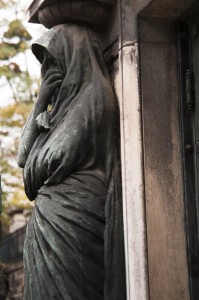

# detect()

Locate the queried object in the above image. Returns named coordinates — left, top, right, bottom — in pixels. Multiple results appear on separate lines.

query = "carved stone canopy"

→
left=27, top=0, right=116, bottom=29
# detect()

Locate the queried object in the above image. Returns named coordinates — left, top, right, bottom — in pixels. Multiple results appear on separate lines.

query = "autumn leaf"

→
left=9, top=62, right=21, bottom=74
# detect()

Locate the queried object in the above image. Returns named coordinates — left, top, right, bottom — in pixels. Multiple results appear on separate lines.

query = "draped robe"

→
left=18, top=24, right=126, bottom=300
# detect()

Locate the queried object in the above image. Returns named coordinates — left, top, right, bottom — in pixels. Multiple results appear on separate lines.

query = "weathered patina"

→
left=18, top=23, right=126, bottom=300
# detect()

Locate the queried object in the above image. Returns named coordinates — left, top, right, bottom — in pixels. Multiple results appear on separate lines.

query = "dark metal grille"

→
left=0, top=226, right=26, bottom=263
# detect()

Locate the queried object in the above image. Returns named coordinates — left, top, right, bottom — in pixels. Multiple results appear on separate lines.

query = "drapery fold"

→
left=21, top=24, right=126, bottom=300
left=24, top=172, right=106, bottom=300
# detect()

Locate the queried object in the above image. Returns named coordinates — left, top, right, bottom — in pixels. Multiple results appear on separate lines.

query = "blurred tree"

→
left=0, top=0, right=39, bottom=236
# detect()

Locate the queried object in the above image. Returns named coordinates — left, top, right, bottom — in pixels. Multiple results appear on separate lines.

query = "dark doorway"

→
left=178, top=8, right=199, bottom=299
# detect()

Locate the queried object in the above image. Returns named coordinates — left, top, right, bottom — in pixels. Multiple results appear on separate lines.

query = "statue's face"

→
left=40, top=49, right=61, bottom=107
left=41, top=50, right=57, bottom=78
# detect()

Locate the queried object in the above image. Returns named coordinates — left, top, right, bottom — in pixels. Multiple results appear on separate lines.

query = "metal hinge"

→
left=186, top=69, right=195, bottom=113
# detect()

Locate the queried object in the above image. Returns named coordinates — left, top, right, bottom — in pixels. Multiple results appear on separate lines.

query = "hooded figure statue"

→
left=18, top=24, right=126, bottom=300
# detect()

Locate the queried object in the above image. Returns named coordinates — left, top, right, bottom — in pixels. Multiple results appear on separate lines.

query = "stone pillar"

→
left=116, top=2, right=149, bottom=300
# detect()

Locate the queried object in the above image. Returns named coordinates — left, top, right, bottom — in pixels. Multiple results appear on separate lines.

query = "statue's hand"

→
left=37, top=68, right=62, bottom=107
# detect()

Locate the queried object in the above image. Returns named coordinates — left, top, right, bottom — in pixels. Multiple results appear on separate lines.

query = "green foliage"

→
left=0, top=63, right=21, bottom=79
left=0, top=65, right=12, bottom=78
left=0, top=192, right=10, bottom=235
left=4, top=19, right=32, bottom=41
left=18, top=41, right=29, bottom=51
left=0, top=102, right=33, bottom=235
left=0, top=43, right=17, bottom=60
left=0, top=3, right=39, bottom=235
left=0, top=102, right=33, bottom=127
left=0, top=41, right=29, bottom=61
left=0, top=14, right=38, bottom=102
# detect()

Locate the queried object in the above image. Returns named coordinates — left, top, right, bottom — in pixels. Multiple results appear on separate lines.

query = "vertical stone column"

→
left=115, top=1, right=149, bottom=299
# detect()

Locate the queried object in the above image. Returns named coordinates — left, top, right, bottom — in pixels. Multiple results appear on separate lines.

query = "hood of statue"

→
left=28, top=0, right=116, bottom=29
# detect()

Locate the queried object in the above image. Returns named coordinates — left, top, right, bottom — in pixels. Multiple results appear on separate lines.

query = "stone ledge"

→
left=27, top=0, right=115, bottom=29
left=131, top=0, right=198, bottom=19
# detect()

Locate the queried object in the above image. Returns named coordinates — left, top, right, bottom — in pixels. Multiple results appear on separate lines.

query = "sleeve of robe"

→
left=23, top=88, right=103, bottom=200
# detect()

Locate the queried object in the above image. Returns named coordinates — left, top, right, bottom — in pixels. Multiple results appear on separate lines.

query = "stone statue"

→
left=18, top=24, right=126, bottom=300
